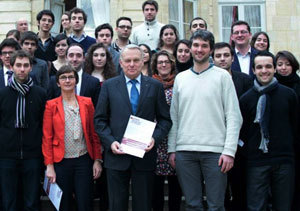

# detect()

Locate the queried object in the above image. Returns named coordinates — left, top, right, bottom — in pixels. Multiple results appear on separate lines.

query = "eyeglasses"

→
left=1, top=51, right=14, bottom=56
left=232, top=30, right=249, bottom=35
left=59, top=75, right=76, bottom=81
left=118, top=25, right=132, bottom=30
left=98, top=34, right=111, bottom=38
left=157, top=60, right=171, bottom=65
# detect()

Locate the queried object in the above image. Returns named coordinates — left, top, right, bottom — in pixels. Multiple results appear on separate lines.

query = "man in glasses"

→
left=0, top=38, right=21, bottom=88
left=112, top=17, right=132, bottom=52
left=230, top=20, right=258, bottom=77
left=95, top=23, right=122, bottom=74
left=68, top=7, right=96, bottom=54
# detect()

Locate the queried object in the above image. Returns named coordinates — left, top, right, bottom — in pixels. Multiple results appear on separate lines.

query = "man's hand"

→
left=168, top=153, right=176, bottom=169
left=93, top=160, right=102, bottom=179
left=218, top=154, right=234, bottom=173
left=145, top=138, right=155, bottom=152
left=111, top=141, right=125, bottom=154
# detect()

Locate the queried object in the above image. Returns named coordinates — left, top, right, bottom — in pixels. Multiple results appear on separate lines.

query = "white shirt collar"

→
left=125, top=74, right=141, bottom=84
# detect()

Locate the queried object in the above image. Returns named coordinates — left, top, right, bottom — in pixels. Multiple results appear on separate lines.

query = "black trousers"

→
left=54, top=154, right=93, bottom=211
left=106, top=168, right=154, bottom=211
left=225, top=151, right=247, bottom=211
left=247, top=163, right=294, bottom=211
left=0, top=158, right=41, bottom=211
left=152, top=175, right=182, bottom=211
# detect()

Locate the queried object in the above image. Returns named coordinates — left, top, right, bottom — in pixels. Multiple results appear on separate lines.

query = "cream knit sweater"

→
left=168, top=66, right=243, bottom=157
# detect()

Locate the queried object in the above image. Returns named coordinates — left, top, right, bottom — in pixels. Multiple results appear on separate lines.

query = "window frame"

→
left=218, top=0, right=266, bottom=42
left=169, top=0, right=198, bottom=39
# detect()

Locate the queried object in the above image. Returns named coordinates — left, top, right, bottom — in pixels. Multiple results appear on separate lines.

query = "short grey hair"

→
left=15, top=18, right=28, bottom=29
left=120, top=44, right=144, bottom=61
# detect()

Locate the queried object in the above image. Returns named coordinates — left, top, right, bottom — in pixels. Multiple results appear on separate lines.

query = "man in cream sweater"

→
left=131, top=0, right=163, bottom=50
left=168, top=30, right=242, bottom=211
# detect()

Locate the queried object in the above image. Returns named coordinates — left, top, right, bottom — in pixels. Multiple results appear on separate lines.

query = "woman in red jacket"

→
left=42, top=65, right=102, bottom=211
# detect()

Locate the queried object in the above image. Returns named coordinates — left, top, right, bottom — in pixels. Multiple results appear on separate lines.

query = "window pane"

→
left=222, top=29, right=232, bottom=43
left=184, top=23, right=190, bottom=39
left=222, top=6, right=238, bottom=42
left=81, top=0, right=95, bottom=29
left=183, top=1, right=194, bottom=24
left=169, top=0, right=179, bottom=22
left=170, top=21, right=180, bottom=32
left=245, top=5, right=261, bottom=28
left=222, top=6, right=238, bottom=27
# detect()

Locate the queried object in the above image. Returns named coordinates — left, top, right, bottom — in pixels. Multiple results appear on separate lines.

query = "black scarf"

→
left=275, top=72, right=300, bottom=90
left=176, top=58, right=193, bottom=73
left=253, top=78, right=278, bottom=153
left=8, top=75, right=33, bottom=128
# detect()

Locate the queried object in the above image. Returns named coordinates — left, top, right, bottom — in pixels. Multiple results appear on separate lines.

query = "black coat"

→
left=239, top=83, right=298, bottom=167
left=0, top=85, right=46, bottom=159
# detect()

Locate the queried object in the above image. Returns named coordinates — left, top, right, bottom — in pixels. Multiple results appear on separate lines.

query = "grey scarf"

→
left=253, top=78, right=278, bottom=153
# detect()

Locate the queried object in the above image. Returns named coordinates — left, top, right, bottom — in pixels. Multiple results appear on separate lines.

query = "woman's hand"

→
left=46, top=164, right=56, bottom=183
left=93, top=160, right=102, bottom=179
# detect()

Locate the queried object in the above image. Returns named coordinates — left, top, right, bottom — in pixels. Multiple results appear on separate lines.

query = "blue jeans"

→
left=247, top=163, right=294, bottom=211
left=0, top=158, right=41, bottom=211
left=176, top=151, right=227, bottom=211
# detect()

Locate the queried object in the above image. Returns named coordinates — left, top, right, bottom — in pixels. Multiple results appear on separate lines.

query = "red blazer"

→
left=42, top=95, right=102, bottom=165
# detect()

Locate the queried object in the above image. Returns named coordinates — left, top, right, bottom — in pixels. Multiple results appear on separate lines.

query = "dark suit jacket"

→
left=231, top=47, right=258, bottom=78
left=30, top=58, right=49, bottom=90
left=42, top=95, right=102, bottom=165
left=0, top=68, right=5, bottom=89
left=47, top=71, right=101, bottom=107
left=94, top=74, right=172, bottom=171
left=231, top=70, right=253, bottom=99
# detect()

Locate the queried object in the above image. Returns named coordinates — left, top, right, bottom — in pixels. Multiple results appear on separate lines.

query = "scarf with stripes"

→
left=8, top=75, right=33, bottom=128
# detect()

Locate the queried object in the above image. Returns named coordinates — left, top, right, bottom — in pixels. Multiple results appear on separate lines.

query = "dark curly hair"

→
left=151, top=50, right=176, bottom=76
left=84, top=43, right=117, bottom=80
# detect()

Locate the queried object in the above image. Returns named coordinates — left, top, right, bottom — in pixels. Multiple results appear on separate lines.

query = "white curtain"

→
left=91, top=0, right=110, bottom=26
left=80, top=0, right=110, bottom=30
left=245, top=5, right=261, bottom=34
left=222, top=6, right=235, bottom=43
left=50, top=2, right=64, bottom=35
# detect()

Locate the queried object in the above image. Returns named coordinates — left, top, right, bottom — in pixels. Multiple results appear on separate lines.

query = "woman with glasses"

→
left=151, top=50, right=182, bottom=211
left=85, top=43, right=117, bottom=85
left=42, top=65, right=102, bottom=211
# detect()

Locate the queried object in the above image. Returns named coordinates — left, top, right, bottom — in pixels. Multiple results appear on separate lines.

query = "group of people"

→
left=0, top=0, right=299, bottom=211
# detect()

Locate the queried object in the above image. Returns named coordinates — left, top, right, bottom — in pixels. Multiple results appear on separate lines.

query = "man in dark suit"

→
left=21, top=31, right=49, bottom=90
left=94, top=44, right=172, bottom=211
left=212, top=42, right=253, bottom=211
left=212, top=42, right=253, bottom=98
left=230, top=20, right=258, bottom=78
left=47, top=43, right=100, bottom=106
left=0, top=38, right=21, bottom=88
